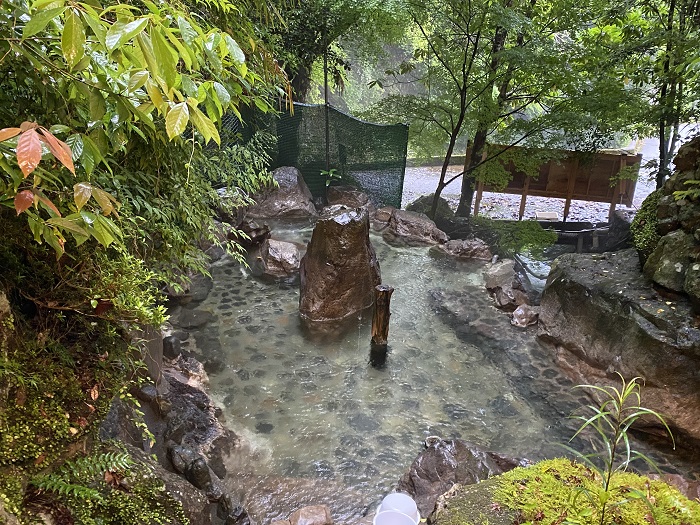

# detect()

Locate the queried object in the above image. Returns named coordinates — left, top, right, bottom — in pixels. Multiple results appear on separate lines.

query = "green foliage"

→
left=0, top=0, right=283, bottom=257
left=470, top=217, right=557, bottom=257
left=494, top=458, right=700, bottom=525
left=321, top=168, right=342, bottom=187
left=561, top=374, right=675, bottom=524
left=673, top=178, right=700, bottom=201
left=30, top=449, right=189, bottom=524
left=630, top=189, right=662, bottom=262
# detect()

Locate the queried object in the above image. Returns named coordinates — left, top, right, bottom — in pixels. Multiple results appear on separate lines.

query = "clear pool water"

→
left=176, top=220, right=692, bottom=524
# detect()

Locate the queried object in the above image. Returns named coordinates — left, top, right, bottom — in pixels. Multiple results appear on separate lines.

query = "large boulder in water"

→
left=382, top=209, right=448, bottom=247
left=397, top=438, right=528, bottom=519
left=299, top=208, right=381, bottom=323
left=246, top=167, right=317, bottom=219
left=538, top=249, right=700, bottom=443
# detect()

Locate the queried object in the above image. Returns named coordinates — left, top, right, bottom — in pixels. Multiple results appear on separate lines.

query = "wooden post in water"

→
left=371, top=285, right=394, bottom=350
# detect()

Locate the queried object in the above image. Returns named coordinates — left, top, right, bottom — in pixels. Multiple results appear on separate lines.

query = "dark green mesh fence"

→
left=269, top=103, right=408, bottom=208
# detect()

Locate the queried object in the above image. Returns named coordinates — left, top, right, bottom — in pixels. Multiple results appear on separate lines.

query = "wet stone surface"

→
left=173, top=222, right=698, bottom=525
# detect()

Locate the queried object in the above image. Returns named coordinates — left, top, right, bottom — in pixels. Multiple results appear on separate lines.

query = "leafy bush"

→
left=30, top=449, right=189, bottom=524
left=470, top=216, right=558, bottom=257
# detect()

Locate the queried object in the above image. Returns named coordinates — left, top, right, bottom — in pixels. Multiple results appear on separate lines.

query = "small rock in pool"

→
left=255, top=422, right=274, bottom=434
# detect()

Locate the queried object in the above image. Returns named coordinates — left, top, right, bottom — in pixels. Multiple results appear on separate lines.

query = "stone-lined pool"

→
left=173, top=220, right=688, bottom=524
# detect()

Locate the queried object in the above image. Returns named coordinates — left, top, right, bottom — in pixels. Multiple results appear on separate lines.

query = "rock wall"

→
left=537, top=249, right=700, bottom=444
left=643, top=137, right=700, bottom=311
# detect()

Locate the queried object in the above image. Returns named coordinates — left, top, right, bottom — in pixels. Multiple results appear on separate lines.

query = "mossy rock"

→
left=630, top=188, right=662, bottom=265
left=432, top=478, right=515, bottom=525
left=432, top=458, right=700, bottom=525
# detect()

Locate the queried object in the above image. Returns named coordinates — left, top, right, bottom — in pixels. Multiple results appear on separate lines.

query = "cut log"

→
left=371, top=285, right=394, bottom=349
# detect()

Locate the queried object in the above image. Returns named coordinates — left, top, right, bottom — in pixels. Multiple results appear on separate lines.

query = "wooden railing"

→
left=472, top=146, right=642, bottom=221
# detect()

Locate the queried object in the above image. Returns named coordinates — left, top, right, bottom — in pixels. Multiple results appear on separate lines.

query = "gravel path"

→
left=401, top=139, right=660, bottom=223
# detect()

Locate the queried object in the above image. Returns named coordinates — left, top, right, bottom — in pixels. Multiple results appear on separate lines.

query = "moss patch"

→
left=494, top=458, right=700, bottom=525
left=630, top=188, right=662, bottom=263
left=432, top=459, right=700, bottom=525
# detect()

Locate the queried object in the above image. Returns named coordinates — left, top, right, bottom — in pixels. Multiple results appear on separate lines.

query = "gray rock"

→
left=326, top=185, right=374, bottom=215
left=673, top=136, right=700, bottom=172
left=483, top=259, right=529, bottom=311
left=177, top=309, right=215, bottom=330
left=406, top=194, right=455, bottom=219
left=299, top=208, right=381, bottom=323
left=163, top=335, right=182, bottom=359
left=510, top=304, right=539, bottom=327
left=260, top=238, right=301, bottom=277
left=372, top=206, right=394, bottom=232
left=537, top=249, right=700, bottom=442
left=246, top=167, right=318, bottom=219
left=643, top=229, right=694, bottom=291
left=397, top=438, right=528, bottom=518
left=289, top=506, right=332, bottom=525
left=236, top=220, right=271, bottom=246
left=125, top=445, right=211, bottom=525
left=382, top=209, right=448, bottom=247
left=430, top=238, right=492, bottom=260
left=186, top=457, right=224, bottom=502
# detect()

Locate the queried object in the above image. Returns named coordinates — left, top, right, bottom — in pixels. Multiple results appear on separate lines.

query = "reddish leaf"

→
left=0, top=127, right=21, bottom=142
left=39, top=127, right=75, bottom=174
left=14, top=190, right=34, bottom=215
left=19, top=121, right=38, bottom=132
left=36, top=192, right=62, bottom=217
left=17, top=129, right=43, bottom=177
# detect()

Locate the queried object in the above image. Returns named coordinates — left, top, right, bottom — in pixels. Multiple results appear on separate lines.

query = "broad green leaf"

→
left=90, top=217, right=115, bottom=247
left=80, top=5, right=106, bottom=46
left=128, top=70, right=150, bottom=92
left=177, top=16, right=197, bottom=46
left=92, top=187, right=115, bottom=215
left=89, top=88, right=106, bottom=121
left=137, top=33, right=161, bottom=87
left=74, top=182, right=92, bottom=211
left=204, top=33, right=223, bottom=72
left=66, top=134, right=84, bottom=161
left=213, top=82, right=231, bottom=106
left=33, top=0, right=65, bottom=10
left=22, top=7, right=66, bottom=38
left=42, top=228, right=65, bottom=258
left=62, top=9, right=86, bottom=69
left=145, top=79, right=166, bottom=113
left=181, top=75, right=198, bottom=99
left=164, top=28, right=193, bottom=70
left=27, top=215, right=44, bottom=242
left=105, top=18, right=149, bottom=52
left=46, top=217, right=89, bottom=236
left=151, top=28, right=177, bottom=90
left=165, top=102, right=189, bottom=140
left=224, top=35, right=245, bottom=64
left=49, top=124, right=71, bottom=135
left=188, top=103, right=219, bottom=145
